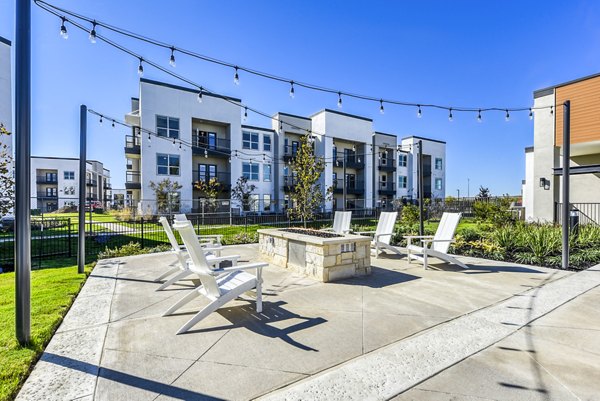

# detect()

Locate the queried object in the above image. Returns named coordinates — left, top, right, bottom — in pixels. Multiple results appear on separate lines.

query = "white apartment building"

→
left=126, top=79, right=446, bottom=214
left=0, top=36, right=11, bottom=156
left=522, top=73, right=600, bottom=223
left=30, top=157, right=112, bottom=212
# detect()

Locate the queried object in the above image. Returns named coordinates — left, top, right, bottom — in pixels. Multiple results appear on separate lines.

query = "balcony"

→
left=283, top=145, right=299, bottom=162
left=37, top=194, right=58, bottom=200
left=191, top=133, right=231, bottom=158
left=124, top=135, right=141, bottom=155
left=103, top=182, right=112, bottom=190
left=282, top=175, right=298, bottom=192
left=378, top=182, right=396, bottom=195
left=191, top=171, right=231, bottom=191
left=333, top=156, right=365, bottom=170
left=125, top=171, right=141, bottom=190
left=378, top=159, right=396, bottom=172
left=36, top=176, right=57, bottom=184
left=333, top=179, right=365, bottom=195
left=86, top=178, right=97, bottom=187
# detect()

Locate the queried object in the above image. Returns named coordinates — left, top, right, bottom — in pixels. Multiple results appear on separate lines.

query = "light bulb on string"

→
left=60, top=17, right=68, bottom=39
left=477, top=109, right=482, bottom=122
left=137, top=58, right=144, bottom=76
left=228, top=156, right=232, bottom=163
left=417, top=105, right=422, bottom=118
left=352, top=144, right=356, bottom=152
left=243, top=107, right=248, bottom=121
left=111, top=120, right=115, bottom=128
left=448, top=108, right=453, bottom=122
left=197, top=87, right=203, bottom=103
left=379, top=99, right=384, bottom=114
left=550, top=106, right=553, bottom=115
left=204, top=149, right=208, bottom=158
left=169, top=47, right=176, bottom=67
left=505, top=109, right=510, bottom=121
left=179, top=142, right=182, bottom=150
left=89, top=21, right=97, bottom=43
left=99, top=115, right=103, bottom=125
left=279, top=120, right=283, bottom=133
left=529, top=108, right=533, bottom=120
left=234, top=66, right=239, bottom=85
left=289, top=81, right=295, bottom=98
left=337, top=92, right=342, bottom=109
left=147, top=132, right=151, bottom=142
left=172, top=138, right=176, bottom=147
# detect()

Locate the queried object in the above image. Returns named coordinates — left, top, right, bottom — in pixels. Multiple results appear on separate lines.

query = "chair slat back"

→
left=432, top=212, right=461, bottom=253
left=159, top=217, right=181, bottom=251
left=332, top=211, right=352, bottom=234
left=174, top=214, right=187, bottom=223
left=376, top=212, right=397, bottom=245
left=173, top=220, right=221, bottom=298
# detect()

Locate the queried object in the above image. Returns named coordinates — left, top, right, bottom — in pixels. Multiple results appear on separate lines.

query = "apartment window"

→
left=46, top=172, right=57, bottom=182
left=399, top=175, right=407, bottom=189
left=198, top=164, right=217, bottom=182
left=284, top=195, right=290, bottom=210
left=242, top=131, right=259, bottom=150
left=126, top=159, right=133, bottom=170
left=333, top=146, right=337, bottom=161
left=263, top=164, right=272, bottom=182
left=263, top=194, right=271, bottom=212
left=399, top=154, right=407, bottom=167
left=157, top=154, right=180, bottom=176
left=263, top=134, right=272, bottom=152
left=242, top=162, right=259, bottom=181
left=64, top=171, right=75, bottom=180
left=435, top=178, right=443, bottom=190
left=435, top=158, right=443, bottom=170
left=197, top=131, right=217, bottom=149
left=45, top=187, right=57, bottom=197
left=250, top=194, right=260, bottom=212
left=333, top=172, right=338, bottom=188
left=291, top=141, right=299, bottom=156
left=156, top=115, right=179, bottom=139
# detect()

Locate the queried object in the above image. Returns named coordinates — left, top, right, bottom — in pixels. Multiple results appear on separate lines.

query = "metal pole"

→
left=78, top=105, right=87, bottom=274
left=342, top=158, right=347, bottom=211
left=562, top=101, right=570, bottom=269
left=418, top=140, right=424, bottom=236
left=15, top=0, right=31, bottom=345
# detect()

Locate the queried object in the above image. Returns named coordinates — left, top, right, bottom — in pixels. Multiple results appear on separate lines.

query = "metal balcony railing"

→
left=333, top=156, right=365, bottom=169
left=333, top=179, right=365, bottom=194
left=191, top=133, right=231, bottom=157
left=125, top=135, right=141, bottom=154
left=191, top=171, right=231, bottom=190
left=378, top=159, right=396, bottom=170
left=86, top=178, right=97, bottom=187
left=36, top=176, right=58, bottom=184
left=378, top=182, right=396, bottom=194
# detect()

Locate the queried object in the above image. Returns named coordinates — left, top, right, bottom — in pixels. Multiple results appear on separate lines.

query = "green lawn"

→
left=0, top=263, right=92, bottom=401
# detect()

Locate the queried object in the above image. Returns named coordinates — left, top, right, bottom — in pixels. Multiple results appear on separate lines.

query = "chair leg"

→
left=256, top=270, right=263, bottom=313
left=163, top=288, right=201, bottom=316
left=156, top=270, right=193, bottom=291
left=375, top=242, right=379, bottom=259
left=423, top=251, right=428, bottom=270
left=154, top=266, right=181, bottom=282
left=176, top=292, right=237, bottom=334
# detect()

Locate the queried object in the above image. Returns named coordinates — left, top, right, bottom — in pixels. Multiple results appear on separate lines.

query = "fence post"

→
left=140, top=217, right=145, bottom=248
left=68, top=218, right=72, bottom=258
left=38, top=217, right=43, bottom=269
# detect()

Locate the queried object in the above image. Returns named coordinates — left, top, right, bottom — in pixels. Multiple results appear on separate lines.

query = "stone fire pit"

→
left=258, top=228, right=371, bottom=282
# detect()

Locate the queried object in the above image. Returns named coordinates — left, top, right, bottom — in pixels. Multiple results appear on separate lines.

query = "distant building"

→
left=124, top=78, right=446, bottom=213
left=0, top=35, right=12, bottom=158
left=522, top=73, right=600, bottom=223
left=30, top=157, right=111, bottom=212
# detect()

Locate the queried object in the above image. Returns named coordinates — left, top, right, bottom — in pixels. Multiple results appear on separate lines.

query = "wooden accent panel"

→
left=555, top=75, right=600, bottom=146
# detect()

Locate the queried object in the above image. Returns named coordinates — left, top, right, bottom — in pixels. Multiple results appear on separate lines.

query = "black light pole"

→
left=15, top=0, right=32, bottom=345
left=78, top=105, right=87, bottom=274
left=562, top=101, right=570, bottom=270
left=418, top=140, right=424, bottom=236
left=342, top=157, right=347, bottom=211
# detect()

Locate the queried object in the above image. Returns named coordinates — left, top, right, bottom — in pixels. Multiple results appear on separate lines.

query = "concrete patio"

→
left=16, top=244, right=600, bottom=401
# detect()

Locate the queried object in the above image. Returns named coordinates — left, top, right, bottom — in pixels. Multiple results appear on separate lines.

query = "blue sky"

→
left=1, top=0, right=600, bottom=195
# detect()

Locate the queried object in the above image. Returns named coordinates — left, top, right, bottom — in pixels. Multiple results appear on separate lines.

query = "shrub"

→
left=400, top=204, right=419, bottom=226
left=98, top=242, right=171, bottom=259
left=473, top=199, right=514, bottom=226
left=224, top=232, right=258, bottom=245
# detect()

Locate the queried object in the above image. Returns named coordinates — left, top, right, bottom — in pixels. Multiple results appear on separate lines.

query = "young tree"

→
left=231, top=176, right=256, bottom=212
left=149, top=178, right=182, bottom=214
left=288, top=134, right=331, bottom=227
left=0, top=124, right=14, bottom=216
left=194, top=177, right=222, bottom=211
left=477, top=186, right=491, bottom=200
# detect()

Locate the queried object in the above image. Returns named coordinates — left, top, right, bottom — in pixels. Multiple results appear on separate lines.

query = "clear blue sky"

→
left=1, top=0, right=599, bottom=196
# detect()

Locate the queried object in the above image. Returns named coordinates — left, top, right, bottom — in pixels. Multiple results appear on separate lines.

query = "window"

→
left=196, top=131, right=217, bottom=149
left=242, top=162, right=259, bottom=181
left=399, top=176, right=407, bottom=189
left=64, top=171, right=74, bottom=180
left=263, top=164, right=272, bottom=182
left=46, top=172, right=57, bottom=182
left=45, top=187, right=57, bottom=196
left=333, top=146, right=337, bottom=161
left=242, top=131, right=259, bottom=150
left=263, top=134, right=271, bottom=152
left=291, top=141, right=299, bottom=156
left=197, top=164, right=217, bottom=182
left=126, top=159, right=133, bottom=170
left=250, top=194, right=260, bottom=212
left=435, top=158, right=443, bottom=170
left=157, top=154, right=180, bottom=176
left=263, top=194, right=271, bottom=212
left=333, top=172, right=338, bottom=187
left=435, top=178, right=443, bottom=190
left=381, top=174, right=387, bottom=189
left=399, top=154, right=407, bottom=167
left=156, top=115, right=179, bottom=139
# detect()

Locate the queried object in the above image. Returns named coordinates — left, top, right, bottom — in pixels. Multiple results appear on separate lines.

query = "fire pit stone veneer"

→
left=258, top=228, right=372, bottom=282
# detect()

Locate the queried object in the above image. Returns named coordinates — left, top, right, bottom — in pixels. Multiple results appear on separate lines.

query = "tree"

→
left=149, top=178, right=182, bottom=214
left=477, top=186, right=490, bottom=200
left=194, top=177, right=222, bottom=211
left=0, top=124, right=14, bottom=216
left=288, top=134, right=331, bottom=227
left=231, top=176, right=256, bottom=212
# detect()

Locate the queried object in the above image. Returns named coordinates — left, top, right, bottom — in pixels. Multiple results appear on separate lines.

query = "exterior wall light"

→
left=539, top=177, right=550, bottom=190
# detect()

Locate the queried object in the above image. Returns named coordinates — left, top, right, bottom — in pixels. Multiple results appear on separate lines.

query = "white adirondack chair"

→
left=155, top=216, right=237, bottom=291
left=174, top=214, right=223, bottom=247
left=321, top=211, right=352, bottom=234
left=357, top=211, right=401, bottom=258
left=405, top=212, right=468, bottom=270
left=165, top=219, right=268, bottom=334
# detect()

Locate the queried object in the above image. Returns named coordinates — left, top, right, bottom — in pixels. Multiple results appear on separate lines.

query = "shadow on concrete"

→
left=461, top=265, right=547, bottom=274
left=183, top=301, right=326, bottom=352
left=335, top=267, right=421, bottom=288
left=41, top=352, right=224, bottom=400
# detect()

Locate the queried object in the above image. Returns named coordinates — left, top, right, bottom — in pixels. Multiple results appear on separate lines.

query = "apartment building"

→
left=30, top=157, right=112, bottom=212
left=126, top=78, right=446, bottom=214
left=0, top=36, right=11, bottom=156
left=522, top=73, right=600, bottom=223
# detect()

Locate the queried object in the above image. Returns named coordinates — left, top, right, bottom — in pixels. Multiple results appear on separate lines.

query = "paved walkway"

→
left=15, top=245, right=600, bottom=401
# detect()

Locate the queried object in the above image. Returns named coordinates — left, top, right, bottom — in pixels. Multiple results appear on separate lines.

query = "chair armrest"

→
left=205, top=255, right=241, bottom=264
left=218, top=262, right=268, bottom=272
left=355, top=231, right=376, bottom=236
left=404, top=235, right=434, bottom=240
left=421, top=239, right=455, bottom=244
left=374, top=233, right=394, bottom=240
left=202, top=246, right=223, bottom=252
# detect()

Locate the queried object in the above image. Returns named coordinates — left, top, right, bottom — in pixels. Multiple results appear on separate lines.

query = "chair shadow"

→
left=461, top=264, right=548, bottom=274
left=183, top=300, right=326, bottom=352
left=334, top=266, right=421, bottom=289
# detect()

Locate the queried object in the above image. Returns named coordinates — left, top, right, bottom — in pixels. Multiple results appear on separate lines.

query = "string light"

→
left=243, top=107, right=248, bottom=121
left=505, top=109, right=510, bottom=121
left=172, top=137, right=176, bottom=147
left=228, top=156, right=232, bottom=163
left=379, top=99, right=384, bottom=114
left=204, top=149, right=208, bottom=158
left=417, top=105, right=422, bottom=118
left=550, top=106, right=553, bottom=115
left=279, top=120, right=283, bottom=133
left=337, top=92, right=342, bottom=109
left=147, top=132, right=151, bottom=142
left=448, top=108, right=453, bottom=122
left=197, top=87, right=203, bottom=103
left=529, top=108, right=533, bottom=120
left=99, top=115, right=103, bottom=125
left=89, top=20, right=97, bottom=43
left=289, top=81, right=295, bottom=98
left=111, top=120, right=115, bottom=128
left=234, top=66, right=239, bottom=85
left=179, top=142, right=182, bottom=150
left=477, top=109, right=482, bottom=122
left=169, top=47, right=176, bottom=67
left=352, top=144, right=356, bottom=152
left=59, top=16, right=68, bottom=39
left=137, top=58, right=144, bottom=76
